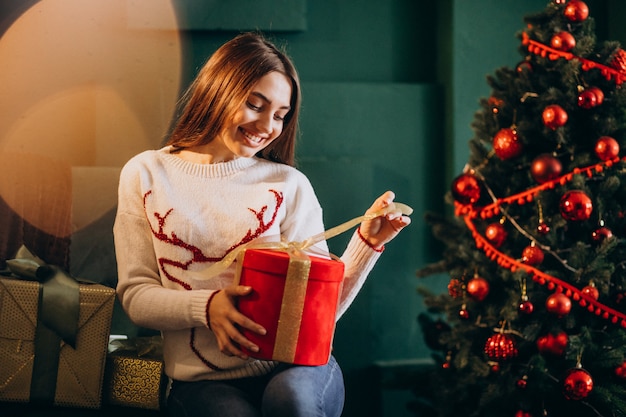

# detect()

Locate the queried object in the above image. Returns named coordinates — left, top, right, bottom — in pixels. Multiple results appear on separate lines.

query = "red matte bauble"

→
left=543, top=104, right=568, bottom=129
left=563, top=368, right=593, bottom=400
left=594, top=136, right=620, bottom=161
left=519, top=300, right=534, bottom=314
left=522, top=245, right=544, bottom=266
left=581, top=284, right=599, bottom=300
left=485, top=223, right=507, bottom=248
left=484, top=333, right=518, bottom=361
left=550, top=31, right=576, bottom=52
left=493, top=128, right=523, bottom=160
left=592, top=226, right=613, bottom=243
left=451, top=173, right=481, bottom=205
left=466, top=277, right=490, bottom=302
left=531, top=153, right=562, bottom=184
left=546, top=293, right=572, bottom=317
left=564, top=0, right=589, bottom=22
left=536, top=331, right=568, bottom=356
left=560, top=190, right=593, bottom=221
left=615, top=362, right=626, bottom=379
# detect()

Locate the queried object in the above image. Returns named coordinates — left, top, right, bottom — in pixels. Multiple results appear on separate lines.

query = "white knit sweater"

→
left=114, top=146, right=381, bottom=381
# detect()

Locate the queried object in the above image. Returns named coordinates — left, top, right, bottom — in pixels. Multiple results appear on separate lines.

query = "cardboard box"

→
left=236, top=249, right=344, bottom=365
left=0, top=277, right=115, bottom=408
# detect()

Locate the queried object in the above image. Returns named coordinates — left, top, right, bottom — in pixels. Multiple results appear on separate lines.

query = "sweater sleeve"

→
left=113, top=160, right=214, bottom=331
left=279, top=170, right=382, bottom=320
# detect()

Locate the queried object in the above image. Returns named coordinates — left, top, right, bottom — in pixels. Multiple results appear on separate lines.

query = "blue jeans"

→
left=167, top=356, right=345, bottom=417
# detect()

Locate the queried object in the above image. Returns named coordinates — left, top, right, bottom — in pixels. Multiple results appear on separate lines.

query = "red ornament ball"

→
left=581, top=283, right=599, bottom=300
left=560, top=190, right=593, bottom=221
left=563, top=367, right=593, bottom=400
left=610, top=48, right=626, bottom=73
left=451, top=173, right=482, bottom=205
left=615, top=361, right=626, bottom=379
left=546, top=293, right=572, bottom=317
left=466, top=277, right=490, bottom=302
left=543, top=104, right=568, bottom=129
left=564, top=0, right=589, bottom=22
left=577, top=88, right=601, bottom=109
left=515, top=411, right=532, bottom=417
left=537, top=331, right=568, bottom=356
left=516, top=60, right=533, bottom=75
left=550, top=31, right=576, bottom=52
left=592, top=226, right=613, bottom=243
left=484, top=333, right=518, bottom=361
left=519, top=299, right=534, bottom=315
left=522, top=244, right=544, bottom=266
left=594, top=136, right=620, bottom=161
left=459, top=308, right=470, bottom=320
left=493, top=128, right=523, bottom=160
left=587, top=86, right=604, bottom=105
left=485, top=223, right=507, bottom=248
left=531, top=153, right=562, bottom=184
left=537, top=222, right=551, bottom=235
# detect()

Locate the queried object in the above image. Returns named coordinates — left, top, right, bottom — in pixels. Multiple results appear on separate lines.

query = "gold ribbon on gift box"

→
left=189, top=201, right=413, bottom=363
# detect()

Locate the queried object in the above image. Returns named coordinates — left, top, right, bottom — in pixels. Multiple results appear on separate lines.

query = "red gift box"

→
left=236, top=248, right=344, bottom=366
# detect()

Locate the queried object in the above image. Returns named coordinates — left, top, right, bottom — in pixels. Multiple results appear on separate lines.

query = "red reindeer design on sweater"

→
left=143, top=188, right=284, bottom=369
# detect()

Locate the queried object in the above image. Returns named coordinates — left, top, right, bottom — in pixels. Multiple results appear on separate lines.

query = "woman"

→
left=114, top=32, right=410, bottom=417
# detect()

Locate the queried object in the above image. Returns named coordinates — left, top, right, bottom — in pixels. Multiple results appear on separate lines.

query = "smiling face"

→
left=207, top=71, right=292, bottom=162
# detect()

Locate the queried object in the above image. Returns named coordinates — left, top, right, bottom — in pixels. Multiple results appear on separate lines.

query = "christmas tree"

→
left=414, top=1, right=626, bottom=416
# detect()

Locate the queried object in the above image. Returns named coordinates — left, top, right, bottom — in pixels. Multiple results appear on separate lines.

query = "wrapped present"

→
left=0, top=246, right=115, bottom=408
left=188, top=201, right=412, bottom=365
left=104, top=336, right=168, bottom=410
left=236, top=248, right=345, bottom=366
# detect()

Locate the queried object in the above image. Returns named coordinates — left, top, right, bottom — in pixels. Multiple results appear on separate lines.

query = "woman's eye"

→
left=274, top=113, right=286, bottom=122
left=246, top=101, right=261, bottom=111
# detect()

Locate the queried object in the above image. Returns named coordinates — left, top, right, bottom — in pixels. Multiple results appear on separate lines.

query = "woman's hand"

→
left=207, top=285, right=266, bottom=360
left=358, top=190, right=411, bottom=250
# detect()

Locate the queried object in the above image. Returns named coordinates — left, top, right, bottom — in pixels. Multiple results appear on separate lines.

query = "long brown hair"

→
left=166, top=32, right=300, bottom=166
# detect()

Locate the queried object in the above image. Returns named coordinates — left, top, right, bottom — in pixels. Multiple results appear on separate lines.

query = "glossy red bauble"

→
left=537, top=222, right=551, bottom=235
left=560, top=190, right=593, bottom=221
left=485, top=223, right=507, bottom=248
left=546, top=293, right=572, bottom=317
left=531, top=153, right=562, bottom=184
left=466, top=277, right=490, bottom=302
left=564, top=0, right=589, bottom=22
left=519, top=299, right=534, bottom=315
left=594, top=136, right=620, bottom=161
left=592, top=226, right=613, bottom=243
left=578, top=88, right=601, bottom=109
left=484, top=333, right=518, bottom=361
left=550, top=31, right=576, bottom=52
left=522, top=245, right=544, bottom=266
left=581, top=284, right=599, bottom=300
left=563, top=368, right=593, bottom=400
left=451, top=173, right=482, bottom=205
left=493, top=128, right=523, bottom=160
left=536, top=331, right=568, bottom=356
left=542, top=104, right=568, bottom=129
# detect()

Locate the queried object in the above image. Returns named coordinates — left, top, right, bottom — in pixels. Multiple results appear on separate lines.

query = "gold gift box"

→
left=104, top=349, right=167, bottom=410
left=0, top=277, right=115, bottom=408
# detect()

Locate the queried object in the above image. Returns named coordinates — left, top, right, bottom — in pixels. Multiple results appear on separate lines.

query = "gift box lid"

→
left=241, top=249, right=344, bottom=282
